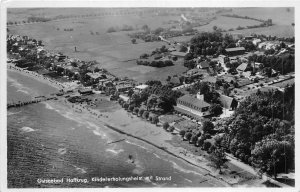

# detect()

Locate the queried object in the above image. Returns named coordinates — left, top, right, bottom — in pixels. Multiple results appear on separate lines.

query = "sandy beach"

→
left=49, top=95, right=263, bottom=186
left=7, top=63, right=80, bottom=91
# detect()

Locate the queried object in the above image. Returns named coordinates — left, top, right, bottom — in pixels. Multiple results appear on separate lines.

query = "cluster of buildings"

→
left=165, top=35, right=295, bottom=122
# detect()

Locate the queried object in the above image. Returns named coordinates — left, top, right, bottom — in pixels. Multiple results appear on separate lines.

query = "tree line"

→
left=216, top=85, right=295, bottom=178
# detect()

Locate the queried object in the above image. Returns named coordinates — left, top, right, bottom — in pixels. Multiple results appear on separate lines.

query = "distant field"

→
left=231, top=7, right=294, bottom=26
left=225, top=25, right=294, bottom=38
left=195, top=16, right=262, bottom=31
left=8, top=10, right=189, bottom=82
left=7, top=8, right=294, bottom=82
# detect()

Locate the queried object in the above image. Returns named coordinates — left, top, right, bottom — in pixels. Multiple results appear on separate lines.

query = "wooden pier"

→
left=7, top=96, right=57, bottom=109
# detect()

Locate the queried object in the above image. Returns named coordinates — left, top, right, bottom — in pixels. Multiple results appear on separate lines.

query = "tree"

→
left=251, top=138, right=294, bottom=178
left=184, top=132, right=193, bottom=141
left=107, top=27, right=116, bottom=33
left=179, top=130, right=186, bottom=137
left=154, top=27, right=164, bottom=35
left=128, top=105, right=134, bottom=112
left=209, top=104, right=223, bottom=116
left=128, top=89, right=134, bottom=97
left=163, top=122, right=169, bottom=130
left=152, top=116, right=159, bottom=125
left=138, top=108, right=145, bottom=117
left=190, top=134, right=198, bottom=144
left=196, top=137, right=205, bottom=147
left=142, top=24, right=149, bottom=32
left=168, top=126, right=175, bottom=132
left=179, top=45, right=188, bottom=52
left=147, top=94, right=158, bottom=110
left=142, top=111, right=149, bottom=119
left=131, top=38, right=136, bottom=44
left=133, top=107, right=139, bottom=114
left=203, top=141, right=212, bottom=151
left=123, top=103, right=129, bottom=109
left=202, top=121, right=214, bottom=134
left=213, top=26, right=218, bottom=31
left=208, top=148, right=228, bottom=173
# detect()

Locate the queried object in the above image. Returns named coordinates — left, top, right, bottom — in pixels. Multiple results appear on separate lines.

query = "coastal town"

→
left=6, top=7, right=295, bottom=188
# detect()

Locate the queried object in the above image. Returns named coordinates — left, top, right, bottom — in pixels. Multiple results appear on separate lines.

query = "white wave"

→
left=7, top=111, right=21, bottom=116
left=43, top=102, right=54, bottom=110
left=171, top=161, right=203, bottom=177
left=132, top=159, right=145, bottom=175
left=92, top=130, right=102, bottom=136
left=184, top=178, right=193, bottom=183
left=58, top=148, right=67, bottom=155
left=20, top=126, right=35, bottom=133
left=153, top=153, right=162, bottom=159
left=74, top=165, right=87, bottom=174
left=70, top=164, right=87, bottom=174
left=125, top=140, right=149, bottom=151
left=105, top=148, right=124, bottom=155
left=16, top=89, right=30, bottom=95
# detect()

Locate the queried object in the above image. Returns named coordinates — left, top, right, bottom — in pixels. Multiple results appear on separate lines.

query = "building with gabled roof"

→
left=197, top=60, right=209, bottom=69
left=175, top=94, right=210, bottom=119
left=236, top=63, right=248, bottom=73
left=115, top=84, right=133, bottom=92
left=202, top=76, right=217, bottom=84
left=225, top=47, right=246, bottom=56
left=169, top=76, right=181, bottom=86
left=170, top=51, right=188, bottom=58
left=219, top=94, right=238, bottom=110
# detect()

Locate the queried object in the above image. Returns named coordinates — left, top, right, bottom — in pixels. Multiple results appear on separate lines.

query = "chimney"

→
left=196, top=92, right=204, bottom=101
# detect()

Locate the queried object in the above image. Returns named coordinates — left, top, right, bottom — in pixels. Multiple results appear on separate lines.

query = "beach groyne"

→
left=7, top=96, right=57, bottom=109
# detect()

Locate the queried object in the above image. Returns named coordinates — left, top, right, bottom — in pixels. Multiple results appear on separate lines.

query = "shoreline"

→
left=7, top=64, right=80, bottom=92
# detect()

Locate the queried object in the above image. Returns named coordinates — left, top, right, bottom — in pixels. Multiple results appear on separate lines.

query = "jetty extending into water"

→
left=7, top=96, right=58, bottom=109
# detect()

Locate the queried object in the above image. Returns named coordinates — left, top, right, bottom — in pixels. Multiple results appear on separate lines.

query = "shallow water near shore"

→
left=7, top=70, right=220, bottom=188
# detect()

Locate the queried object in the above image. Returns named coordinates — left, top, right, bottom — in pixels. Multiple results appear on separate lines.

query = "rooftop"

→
left=177, top=94, right=210, bottom=109
left=135, top=84, right=149, bottom=90
left=236, top=63, right=248, bottom=72
left=197, top=60, right=209, bottom=68
left=202, top=76, right=217, bottom=84
left=219, top=94, right=236, bottom=109
left=170, top=51, right=187, bottom=57
left=225, top=47, right=246, bottom=52
left=86, top=72, right=104, bottom=79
